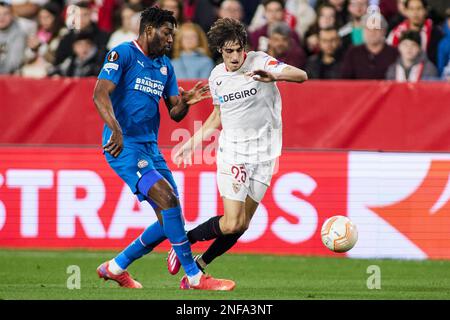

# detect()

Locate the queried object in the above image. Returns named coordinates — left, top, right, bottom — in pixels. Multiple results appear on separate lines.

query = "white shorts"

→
left=216, top=156, right=276, bottom=203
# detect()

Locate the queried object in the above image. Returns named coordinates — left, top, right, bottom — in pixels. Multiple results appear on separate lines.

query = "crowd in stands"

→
left=0, top=0, right=449, bottom=81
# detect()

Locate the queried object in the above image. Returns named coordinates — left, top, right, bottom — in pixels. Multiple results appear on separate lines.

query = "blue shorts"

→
left=104, top=141, right=178, bottom=208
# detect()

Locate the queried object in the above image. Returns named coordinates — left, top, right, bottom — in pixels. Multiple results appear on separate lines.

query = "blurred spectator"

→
left=54, top=1, right=109, bottom=66
left=387, top=0, right=443, bottom=65
left=284, top=0, right=316, bottom=38
left=10, top=0, right=45, bottom=19
left=171, top=22, right=214, bottom=79
left=341, top=13, right=398, bottom=79
left=304, top=3, right=336, bottom=55
left=426, top=0, right=447, bottom=26
left=21, top=2, right=68, bottom=77
left=315, top=0, right=349, bottom=28
left=239, top=0, right=259, bottom=25
left=192, top=0, right=220, bottom=33
left=386, top=30, right=438, bottom=80
left=182, top=0, right=197, bottom=21
left=249, top=0, right=297, bottom=32
left=0, top=1, right=27, bottom=74
left=437, top=8, right=450, bottom=75
left=90, top=0, right=121, bottom=33
left=218, top=0, right=244, bottom=22
left=305, top=26, right=342, bottom=78
left=379, top=0, right=401, bottom=24
left=331, top=0, right=349, bottom=28
left=267, top=21, right=306, bottom=67
left=442, top=59, right=450, bottom=81
left=158, top=0, right=185, bottom=25
left=249, top=0, right=301, bottom=52
left=107, top=3, right=141, bottom=50
left=125, top=0, right=156, bottom=8
left=339, top=0, right=368, bottom=50
left=427, top=0, right=449, bottom=14
left=388, top=0, right=407, bottom=32
left=128, top=0, right=155, bottom=5
left=9, top=0, right=48, bottom=34
left=251, top=0, right=316, bottom=38
left=49, top=31, right=103, bottom=77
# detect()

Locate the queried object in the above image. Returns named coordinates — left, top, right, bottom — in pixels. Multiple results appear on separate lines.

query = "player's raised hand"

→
left=173, top=141, right=193, bottom=168
left=246, top=69, right=277, bottom=82
left=180, top=81, right=212, bottom=106
left=103, top=129, right=123, bottom=158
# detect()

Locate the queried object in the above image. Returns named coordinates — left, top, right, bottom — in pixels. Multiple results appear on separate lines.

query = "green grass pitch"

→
left=1, top=249, right=450, bottom=300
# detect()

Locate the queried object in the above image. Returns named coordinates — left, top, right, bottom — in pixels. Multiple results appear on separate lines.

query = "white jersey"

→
left=209, top=51, right=288, bottom=164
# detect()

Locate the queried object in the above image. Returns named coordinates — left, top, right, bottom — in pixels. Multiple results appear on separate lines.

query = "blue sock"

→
left=114, top=221, right=166, bottom=270
left=161, top=206, right=199, bottom=277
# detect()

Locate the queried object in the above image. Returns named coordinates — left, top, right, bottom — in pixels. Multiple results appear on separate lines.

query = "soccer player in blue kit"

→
left=93, top=7, right=235, bottom=291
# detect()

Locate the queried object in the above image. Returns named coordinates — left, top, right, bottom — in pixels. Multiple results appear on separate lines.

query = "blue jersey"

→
left=98, top=41, right=179, bottom=144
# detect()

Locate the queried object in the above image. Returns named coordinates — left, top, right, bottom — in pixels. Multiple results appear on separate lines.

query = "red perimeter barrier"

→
left=1, top=146, right=450, bottom=259
left=0, top=147, right=347, bottom=256
left=1, top=76, right=449, bottom=151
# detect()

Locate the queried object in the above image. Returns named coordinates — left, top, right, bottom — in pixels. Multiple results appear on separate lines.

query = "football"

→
left=321, top=216, right=358, bottom=253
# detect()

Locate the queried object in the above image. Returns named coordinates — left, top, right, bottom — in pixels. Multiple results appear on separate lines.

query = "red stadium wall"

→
left=0, top=147, right=346, bottom=257
left=1, top=76, right=450, bottom=151
left=0, top=147, right=449, bottom=259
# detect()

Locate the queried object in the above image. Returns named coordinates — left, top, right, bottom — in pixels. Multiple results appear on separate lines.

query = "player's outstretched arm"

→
left=93, top=79, right=123, bottom=158
left=247, top=65, right=308, bottom=83
left=173, top=106, right=221, bottom=168
left=165, top=81, right=212, bottom=122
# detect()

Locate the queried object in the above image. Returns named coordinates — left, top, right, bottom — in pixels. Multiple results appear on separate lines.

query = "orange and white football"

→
left=321, top=216, right=358, bottom=253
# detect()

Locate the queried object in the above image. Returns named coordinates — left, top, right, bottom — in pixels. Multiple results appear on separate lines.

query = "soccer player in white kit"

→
left=168, top=18, right=308, bottom=288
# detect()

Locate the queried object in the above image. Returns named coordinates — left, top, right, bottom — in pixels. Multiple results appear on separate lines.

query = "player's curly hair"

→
left=207, top=18, right=247, bottom=53
left=139, top=6, right=177, bottom=35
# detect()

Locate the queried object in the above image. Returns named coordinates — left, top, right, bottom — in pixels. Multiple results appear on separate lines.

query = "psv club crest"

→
left=137, top=159, right=148, bottom=169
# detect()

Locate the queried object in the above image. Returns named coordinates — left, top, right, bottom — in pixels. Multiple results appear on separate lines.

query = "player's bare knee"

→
left=162, top=193, right=179, bottom=209
left=220, top=219, right=235, bottom=234
left=222, top=219, right=246, bottom=234
left=152, top=189, right=179, bottom=210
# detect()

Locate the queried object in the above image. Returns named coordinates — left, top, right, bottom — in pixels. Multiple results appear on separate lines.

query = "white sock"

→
left=187, top=271, right=203, bottom=286
left=108, top=259, right=125, bottom=275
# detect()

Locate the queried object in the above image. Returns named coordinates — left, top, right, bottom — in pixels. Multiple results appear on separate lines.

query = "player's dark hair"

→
left=207, top=18, right=247, bottom=52
left=262, top=0, right=285, bottom=9
left=405, top=0, right=428, bottom=9
left=139, top=6, right=177, bottom=35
